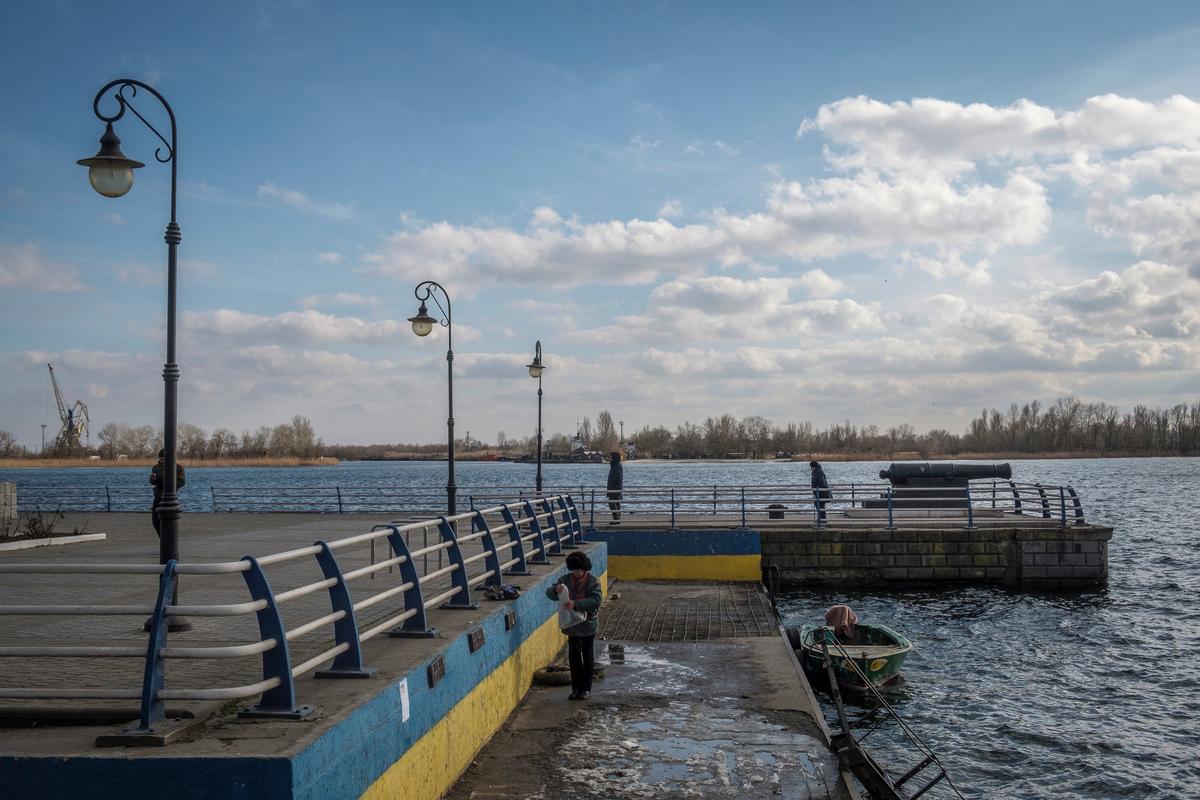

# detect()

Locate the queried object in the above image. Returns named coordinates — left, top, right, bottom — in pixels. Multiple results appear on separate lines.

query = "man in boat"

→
left=809, top=460, right=829, bottom=523
left=826, top=604, right=869, bottom=645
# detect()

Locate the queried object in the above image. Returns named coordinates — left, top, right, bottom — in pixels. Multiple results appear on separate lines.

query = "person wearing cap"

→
left=545, top=550, right=602, bottom=700
left=809, top=460, right=829, bottom=523
left=606, top=451, right=623, bottom=522
left=149, top=448, right=186, bottom=537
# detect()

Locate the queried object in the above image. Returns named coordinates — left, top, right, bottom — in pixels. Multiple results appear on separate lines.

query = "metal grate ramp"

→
left=599, top=581, right=778, bottom=642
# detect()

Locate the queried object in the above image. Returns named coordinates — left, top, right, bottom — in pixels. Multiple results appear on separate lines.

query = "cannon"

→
left=866, top=462, right=1012, bottom=509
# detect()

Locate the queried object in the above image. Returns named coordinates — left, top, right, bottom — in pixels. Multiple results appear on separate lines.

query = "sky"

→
left=2, top=1, right=1199, bottom=448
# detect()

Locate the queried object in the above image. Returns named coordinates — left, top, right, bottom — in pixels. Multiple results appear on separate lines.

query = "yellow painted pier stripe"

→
left=360, top=571, right=607, bottom=800
left=609, top=554, right=761, bottom=582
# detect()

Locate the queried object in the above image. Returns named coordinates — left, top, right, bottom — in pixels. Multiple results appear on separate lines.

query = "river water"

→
left=1, top=457, right=1197, bottom=797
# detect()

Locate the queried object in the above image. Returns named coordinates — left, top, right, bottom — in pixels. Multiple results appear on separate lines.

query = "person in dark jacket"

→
left=606, top=451, right=623, bottom=522
left=809, top=460, right=829, bottom=523
left=149, top=448, right=186, bottom=537
left=545, top=550, right=603, bottom=700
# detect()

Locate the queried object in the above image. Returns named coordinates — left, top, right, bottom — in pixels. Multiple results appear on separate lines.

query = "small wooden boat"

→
left=788, top=623, right=913, bottom=692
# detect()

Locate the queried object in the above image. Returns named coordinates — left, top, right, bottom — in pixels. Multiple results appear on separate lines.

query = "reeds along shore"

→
left=0, top=456, right=339, bottom=469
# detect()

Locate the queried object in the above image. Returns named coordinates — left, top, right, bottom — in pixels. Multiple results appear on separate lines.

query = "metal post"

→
left=410, top=281, right=455, bottom=516
left=105, top=486, right=112, bottom=512
left=313, top=542, right=375, bottom=678
left=1067, top=486, right=1085, bottom=524
left=83, top=79, right=191, bottom=633
left=741, top=487, right=747, bottom=528
left=1058, top=487, right=1067, bottom=526
left=887, top=486, right=894, bottom=530
left=336, top=486, right=344, bottom=514
left=965, top=487, right=975, bottom=529
left=238, top=557, right=310, bottom=718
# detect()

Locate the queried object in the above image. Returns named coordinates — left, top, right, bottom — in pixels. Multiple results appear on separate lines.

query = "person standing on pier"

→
left=149, top=449, right=185, bottom=537
left=809, top=460, right=829, bottom=523
left=546, top=551, right=603, bottom=700
left=607, top=451, right=623, bottom=522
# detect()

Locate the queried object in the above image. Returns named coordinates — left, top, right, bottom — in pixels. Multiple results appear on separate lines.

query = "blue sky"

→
left=3, top=1, right=1200, bottom=447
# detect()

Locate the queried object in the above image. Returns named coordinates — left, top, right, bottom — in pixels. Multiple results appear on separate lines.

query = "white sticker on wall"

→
left=398, top=678, right=410, bottom=723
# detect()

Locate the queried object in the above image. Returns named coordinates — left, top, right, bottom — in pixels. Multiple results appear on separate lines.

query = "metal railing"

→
left=563, top=480, right=1085, bottom=529
left=0, top=494, right=583, bottom=737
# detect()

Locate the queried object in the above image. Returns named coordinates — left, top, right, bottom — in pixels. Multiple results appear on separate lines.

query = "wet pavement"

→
left=447, top=586, right=852, bottom=800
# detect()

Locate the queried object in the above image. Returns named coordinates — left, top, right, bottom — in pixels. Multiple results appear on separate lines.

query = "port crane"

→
left=47, top=363, right=89, bottom=456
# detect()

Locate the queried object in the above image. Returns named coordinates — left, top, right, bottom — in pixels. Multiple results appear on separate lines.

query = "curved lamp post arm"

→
left=413, top=280, right=452, bottom=352
left=92, top=79, right=178, bottom=222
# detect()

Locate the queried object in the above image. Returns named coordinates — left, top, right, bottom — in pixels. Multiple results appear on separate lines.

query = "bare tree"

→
left=0, top=430, right=17, bottom=458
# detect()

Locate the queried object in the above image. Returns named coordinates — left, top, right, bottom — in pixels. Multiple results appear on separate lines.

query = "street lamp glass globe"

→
left=407, top=304, right=437, bottom=337
left=527, top=363, right=544, bottom=379
left=87, top=162, right=136, bottom=197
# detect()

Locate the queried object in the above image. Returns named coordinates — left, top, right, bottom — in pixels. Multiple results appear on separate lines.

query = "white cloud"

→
left=0, top=243, right=86, bottom=291
left=298, top=292, right=380, bottom=310
left=713, top=140, right=740, bottom=156
left=657, top=199, right=683, bottom=218
left=182, top=309, right=405, bottom=345
left=257, top=182, right=354, bottom=220
left=316, top=251, right=343, bottom=264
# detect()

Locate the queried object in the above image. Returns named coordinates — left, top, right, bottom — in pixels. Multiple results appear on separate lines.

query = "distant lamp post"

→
left=526, top=341, right=546, bottom=493
left=79, top=79, right=190, bottom=632
left=409, top=281, right=456, bottom=515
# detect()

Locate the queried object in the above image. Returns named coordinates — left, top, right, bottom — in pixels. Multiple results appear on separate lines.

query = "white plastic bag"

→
left=556, top=583, right=586, bottom=630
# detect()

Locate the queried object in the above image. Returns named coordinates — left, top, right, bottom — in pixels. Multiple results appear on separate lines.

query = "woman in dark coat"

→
left=545, top=551, right=603, bottom=700
left=607, top=451, right=623, bottom=522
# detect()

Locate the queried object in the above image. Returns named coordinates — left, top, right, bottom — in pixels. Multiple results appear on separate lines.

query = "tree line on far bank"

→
left=2, top=398, right=1197, bottom=462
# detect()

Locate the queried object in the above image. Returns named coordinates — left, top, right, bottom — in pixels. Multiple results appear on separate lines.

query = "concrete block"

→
left=1033, top=553, right=1061, bottom=566
left=1084, top=552, right=1101, bottom=566
left=1060, top=552, right=1087, bottom=567
left=932, top=567, right=961, bottom=580
left=1046, top=566, right=1073, bottom=578
left=882, top=542, right=907, bottom=555
left=813, top=544, right=832, bottom=556
left=1072, top=565, right=1101, bottom=578
left=818, top=555, right=844, bottom=568
left=947, top=554, right=973, bottom=567
left=844, top=555, right=873, bottom=568
left=857, top=543, right=881, bottom=555
left=961, top=567, right=986, bottom=580
left=922, top=554, right=947, bottom=567
left=895, top=555, right=922, bottom=567
left=1022, top=565, right=1048, bottom=578
left=972, top=554, right=999, bottom=567
left=1080, top=541, right=1101, bottom=553
left=881, top=568, right=907, bottom=580
left=984, top=567, right=1006, bottom=580
left=907, top=542, right=932, bottom=555
left=1022, top=541, right=1046, bottom=553
left=907, top=567, right=934, bottom=579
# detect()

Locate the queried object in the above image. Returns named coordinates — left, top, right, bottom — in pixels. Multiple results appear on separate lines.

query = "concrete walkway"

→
left=446, top=582, right=853, bottom=800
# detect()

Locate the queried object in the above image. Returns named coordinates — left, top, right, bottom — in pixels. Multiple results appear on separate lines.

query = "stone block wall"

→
left=0, top=483, right=14, bottom=524
left=761, top=524, right=1112, bottom=590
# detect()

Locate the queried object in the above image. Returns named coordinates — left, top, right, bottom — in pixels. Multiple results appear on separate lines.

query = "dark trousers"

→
left=567, top=635, right=595, bottom=694
left=151, top=499, right=162, bottom=537
left=607, top=490, right=622, bottom=520
left=813, top=489, right=829, bottom=522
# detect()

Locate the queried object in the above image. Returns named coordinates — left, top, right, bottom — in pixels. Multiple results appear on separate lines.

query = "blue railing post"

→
left=135, top=559, right=176, bottom=731
left=436, top=516, right=479, bottom=609
left=499, top=504, right=538, bottom=570
left=336, top=487, right=344, bottom=514
left=524, top=500, right=560, bottom=557
left=239, top=556, right=311, bottom=718
left=589, top=489, right=596, bottom=530
left=965, top=486, right=975, bottom=529
left=471, top=511, right=504, bottom=588
left=741, top=487, right=747, bottom=528
left=1058, top=487, right=1067, bottom=526
left=887, top=486, right=895, bottom=530
left=553, top=496, right=577, bottom=547
left=1009, top=480, right=1023, bottom=515
left=538, top=498, right=564, bottom=556
left=565, top=496, right=586, bottom=543
left=1067, top=486, right=1085, bottom=525
left=1036, top=484, right=1050, bottom=519
left=671, top=488, right=676, bottom=529
left=105, top=486, right=112, bottom=512
left=312, top=541, right=376, bottom=678
left=380, top=525, right=438, bottom=637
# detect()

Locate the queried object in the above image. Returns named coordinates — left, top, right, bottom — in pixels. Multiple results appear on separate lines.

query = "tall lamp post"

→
left=526, top=341, right=546, bottom=493
left=408, top=281, right=456, bottom=515
left=78, top=79, right=190, bottom=631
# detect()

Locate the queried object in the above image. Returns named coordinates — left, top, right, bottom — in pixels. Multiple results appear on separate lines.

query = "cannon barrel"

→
left=878, top=461, right=1012, bottom=483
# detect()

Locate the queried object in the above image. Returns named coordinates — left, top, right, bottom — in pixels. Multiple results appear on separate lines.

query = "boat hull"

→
left=794, top=623, right=912, bottom=692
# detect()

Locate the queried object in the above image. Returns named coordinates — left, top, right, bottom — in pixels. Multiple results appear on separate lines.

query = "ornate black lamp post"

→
left=78, top=79, right=190, bottom=632
left=526, top=341, right=546, bottom=494
left=408, top=281, right=456, bottom=515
